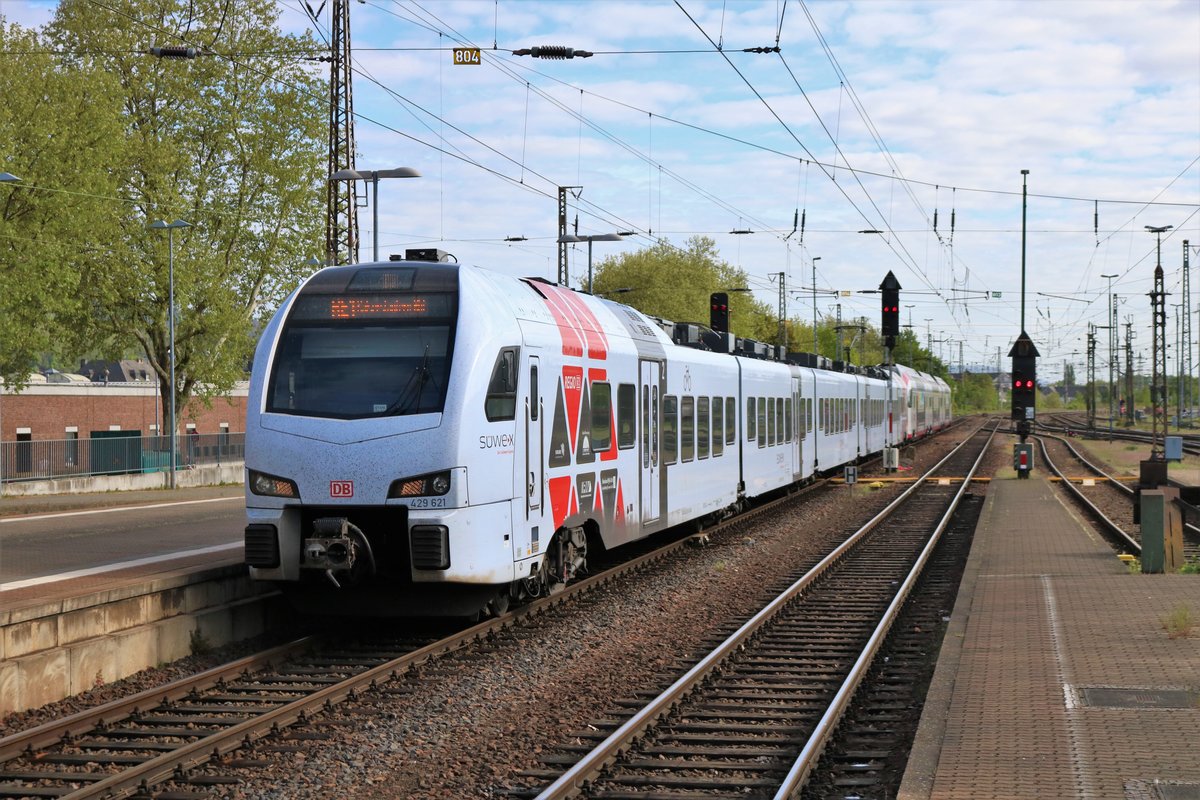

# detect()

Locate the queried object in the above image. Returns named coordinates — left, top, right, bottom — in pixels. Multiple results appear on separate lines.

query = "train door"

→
left=639, top=360, right=660, bottom=525
left=524, top=355, right=544, bottom=519
left=792, top=376, right=803, bottom=481
left=857, top=381, right=866, bottom=456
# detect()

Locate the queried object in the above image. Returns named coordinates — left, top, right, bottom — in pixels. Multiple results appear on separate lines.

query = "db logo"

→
left=330, top=480, right=354, bottom=498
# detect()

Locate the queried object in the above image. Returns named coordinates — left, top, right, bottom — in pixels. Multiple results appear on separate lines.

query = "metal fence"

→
left=0, top=432, right=245, bottom=484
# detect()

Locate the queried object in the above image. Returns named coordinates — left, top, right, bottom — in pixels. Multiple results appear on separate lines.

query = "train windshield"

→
left=266, top=288, right=456, bottom=420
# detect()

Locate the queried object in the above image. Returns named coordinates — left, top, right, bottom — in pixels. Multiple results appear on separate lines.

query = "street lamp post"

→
left=329, top=167, right=421, bottom=262
left=1101, top=273, right=1118, bottom=439
left=904, top=304, right=915, bottom=364
left=811, top=256, right=821, bottom=355
left=557, top=233, right=624, bottom=293
left=149, top=219, right=191, bottom=489
left=1020, top=169, right=1029, bottom=332
left=0, top=172, right=18, bottom=495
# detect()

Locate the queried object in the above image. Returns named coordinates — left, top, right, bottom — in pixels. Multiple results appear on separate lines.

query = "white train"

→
left=243, top=256, right=951, bottom=615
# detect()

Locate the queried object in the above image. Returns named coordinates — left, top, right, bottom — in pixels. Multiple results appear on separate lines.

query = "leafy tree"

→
left=953, top=372, right=1000, bottom=412
left=0, top=20, right=127, bottom=388
left=591, top=236, right=954, bottom=375
left=41, top=0, right=325, bottom=429
left=591, top=236, right=779, bottom=341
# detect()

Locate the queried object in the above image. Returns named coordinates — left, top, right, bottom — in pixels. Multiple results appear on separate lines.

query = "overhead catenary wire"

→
left=36, top=0, right=1197, bottom=364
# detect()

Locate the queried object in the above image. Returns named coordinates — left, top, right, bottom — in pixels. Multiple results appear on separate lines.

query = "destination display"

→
left=289, top=293, right=455, bottom=321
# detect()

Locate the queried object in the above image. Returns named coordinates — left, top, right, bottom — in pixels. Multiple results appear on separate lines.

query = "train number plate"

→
left=330, top=480, right=354, bottom=498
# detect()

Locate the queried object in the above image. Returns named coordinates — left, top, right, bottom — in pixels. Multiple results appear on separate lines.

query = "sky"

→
left=4, top=0, right=1199, bottom=379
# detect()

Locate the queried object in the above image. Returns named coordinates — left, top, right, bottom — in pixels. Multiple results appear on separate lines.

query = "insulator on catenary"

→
left=512, top=46, right=593, bottom=59
left=149, top=45, right=199, bottom=58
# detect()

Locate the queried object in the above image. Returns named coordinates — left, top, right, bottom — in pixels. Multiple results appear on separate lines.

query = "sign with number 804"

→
left=453, top=48, right=481, bottom=65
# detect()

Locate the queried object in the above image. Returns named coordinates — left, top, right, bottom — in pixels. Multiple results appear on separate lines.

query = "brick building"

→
left=0, top=378, right=248, bottom=443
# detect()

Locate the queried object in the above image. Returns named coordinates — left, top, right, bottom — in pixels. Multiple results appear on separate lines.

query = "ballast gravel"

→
left=0, top=423, right=992, bottom=799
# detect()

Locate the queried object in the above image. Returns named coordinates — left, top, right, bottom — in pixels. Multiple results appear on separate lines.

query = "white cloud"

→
left=7, top=0, right=1197, bottom=370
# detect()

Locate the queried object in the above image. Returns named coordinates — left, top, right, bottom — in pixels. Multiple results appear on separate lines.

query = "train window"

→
left=712, top=397, right=724, bottom=457
left=766, top=398, right=775, bottom=446
left=642, top=387, right=650, bottom=466
left=485, top=348, right=519, bottom=421
left=681, top=396, right=695, bottom=462
left=746, top=398, right=755, bottom=442
left=697, top=397, right=710, bottom=459
left=786, top=397, right=793, bottom=442
left=268, top=321, right=456, bottom=420
left=591, top=382, right=612, bottom=452
left=725, top=397, right=736, bottom=444
left=757, top=399, right=767, bottom=448
left=777, top=398, right=785, bottom=444
left=662, top=395, right=678, bottom=465
left=618, top=384, right=636, bottom=449
left=530, top=365, right=539, bottom=421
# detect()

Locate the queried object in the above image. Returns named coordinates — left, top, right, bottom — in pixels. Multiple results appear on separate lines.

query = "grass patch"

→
left=1161, top=604, right=1196, bottom=639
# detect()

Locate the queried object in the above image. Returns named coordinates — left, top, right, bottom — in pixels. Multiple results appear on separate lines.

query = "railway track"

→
left=0, top=452, right=903, bottom=799
left=1040, top=412, right=1200, bottom=458
left=510, top=422, right=997, bottom=799
left=1035, top=433, right=1200, bottom=563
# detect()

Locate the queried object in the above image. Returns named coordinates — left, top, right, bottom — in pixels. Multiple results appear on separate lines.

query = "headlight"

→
left=388, top=471, right=451, bottom=498
left=249, top=469, right=300, bottom=499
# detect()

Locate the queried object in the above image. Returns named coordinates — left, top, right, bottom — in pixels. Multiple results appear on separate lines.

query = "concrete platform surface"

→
left=901, top=475, right=1200, bottom=799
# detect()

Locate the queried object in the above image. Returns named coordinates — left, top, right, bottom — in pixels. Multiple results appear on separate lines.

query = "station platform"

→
left=900, top=473, right=1200, bottom=799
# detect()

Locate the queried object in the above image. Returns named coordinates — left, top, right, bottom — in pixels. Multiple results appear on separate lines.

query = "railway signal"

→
left=1009, top=330, right=1040, bottom=476
left=1010, top=331, right=1039, bottom=423
left=710, top=292, right=729, bottom=333
left=880, top=271, right=901, bottom=349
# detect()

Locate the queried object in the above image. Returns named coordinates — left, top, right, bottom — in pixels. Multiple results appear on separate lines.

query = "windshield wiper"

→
left=384, top=345, right=434, bottom=416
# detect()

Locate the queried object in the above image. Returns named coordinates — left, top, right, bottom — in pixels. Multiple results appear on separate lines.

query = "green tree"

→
left=42, top=0, right=325, bottom=429
left=0, top=20, right=127, bottom=388
left=953, top=372, right=1000, bottom=412
left=592, top=236, right=779, bottom=340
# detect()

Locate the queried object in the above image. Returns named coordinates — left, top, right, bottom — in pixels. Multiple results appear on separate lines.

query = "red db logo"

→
left=330, top=480, right=354, bottom=498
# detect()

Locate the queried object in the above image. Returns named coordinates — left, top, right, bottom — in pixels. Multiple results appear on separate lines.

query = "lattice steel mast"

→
left=325, top=0, right=358, bottom=265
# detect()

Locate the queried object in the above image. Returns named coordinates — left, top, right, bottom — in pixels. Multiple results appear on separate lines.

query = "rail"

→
left=533, top=419, right=996, bottom=798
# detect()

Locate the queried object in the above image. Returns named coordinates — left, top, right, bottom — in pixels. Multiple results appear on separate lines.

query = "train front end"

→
left=242, top=260, right=516, bottom=616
